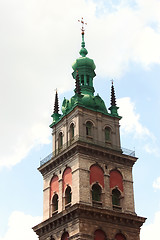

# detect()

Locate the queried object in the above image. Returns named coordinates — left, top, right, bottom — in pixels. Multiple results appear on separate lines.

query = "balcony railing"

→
left=40, top=135, right=135, bottom=166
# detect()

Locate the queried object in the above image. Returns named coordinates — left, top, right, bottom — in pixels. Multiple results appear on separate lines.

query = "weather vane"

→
left=78, top=17, right=87, bottom=35
left=110, top=79, right=114, bottom=85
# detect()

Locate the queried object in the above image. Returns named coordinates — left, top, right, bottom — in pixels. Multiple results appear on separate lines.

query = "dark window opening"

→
left=52, top=194, right=58, bottom=212
left=112, top=188, right=121, bottom=206
left=86, top=121, right=93, bottom=137
left=105, top=127, right=111, bottom=141
left=81, top=75, right=84, bottom=85
left=65, top=186, right=72, bottom=205
left=70, top=123, right=74, bottom=140
left=92, top=184, right=102, bottom=202
left=58, top=132, right=63, bottom=148
left=87, top=75, right=90, bottom=85
left=61, top=232, right=69, bottom=240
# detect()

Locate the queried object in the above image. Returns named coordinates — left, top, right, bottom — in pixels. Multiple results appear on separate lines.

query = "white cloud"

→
left=141, top=211, right=160, bottom=240
left=0, top=211, right=42, bottom=240
left=1, top=0, right=160, bottom=168
left=117, top=97, right=150, bottom=138
left=153, top=177, right=160, bottom=190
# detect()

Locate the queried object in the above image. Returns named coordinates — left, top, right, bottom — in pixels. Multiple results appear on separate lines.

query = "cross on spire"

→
left=78, top=17, right=87, bottom=35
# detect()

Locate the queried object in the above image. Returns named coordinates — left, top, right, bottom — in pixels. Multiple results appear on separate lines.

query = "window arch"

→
left=58, top=132, right=63, bottom=149
left=115, top=233, right=126, bottom=240
left=105, top=127, right=111, bottom=141
left=112, top=188, right=121, bottom=206
left=52, top=194, right=58, bottom=212
left=70, top=123, right=74, bottom=140
left=61, top=232, right=69, bottom=240
left=50, top=175, right=59, bottom=200
left=90, top=164, right=104, bottom=188
left=92, top=183, right=102, bottom=202
left=62, top=167, right=72, bottom=192
left=65, top=186, right=72, bottom=205
left=94, top=229, right=106, bottom=240
left=86, top=121, right=93, bottom=137
left=110, top=170, right=123, bottom=192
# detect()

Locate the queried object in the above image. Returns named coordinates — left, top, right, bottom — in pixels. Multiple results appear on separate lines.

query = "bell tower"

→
left=33, top=21, right=146, bottom=240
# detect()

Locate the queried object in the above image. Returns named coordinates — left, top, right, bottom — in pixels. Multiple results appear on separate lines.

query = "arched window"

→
left=61, top=232, right=69, bottom=240
left=86, top=121, right=93, bottom=137
left=94, top=229, right=106, bottom=240
left=105, top=127, right=111, bottom=141
left=92, top=183, right=102, bottom=202
left=70, top=123, right=74, bottom=140
left=58, top=132, right=63, bottom=149
left=112, top=188, right=121, bottom=206
left=52, top=194, right=58, bottom=212
left=65, top=186, right=72, bottom=205
left=115, top=233, right=126, bottom=240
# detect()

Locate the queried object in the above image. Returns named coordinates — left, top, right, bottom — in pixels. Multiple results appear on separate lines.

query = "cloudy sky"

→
left=0, top=0, right=160, bottom=239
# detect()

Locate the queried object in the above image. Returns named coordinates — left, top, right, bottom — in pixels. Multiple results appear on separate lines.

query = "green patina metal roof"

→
left=50, top=31, right=121, bottom=128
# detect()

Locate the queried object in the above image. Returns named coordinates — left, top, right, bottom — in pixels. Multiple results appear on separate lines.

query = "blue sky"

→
left=0, top=0, right=160, bottom=239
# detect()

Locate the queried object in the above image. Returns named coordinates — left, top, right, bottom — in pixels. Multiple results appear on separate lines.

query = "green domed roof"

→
left=72, top=56, right=96, bottom=71
left=62, top=93, right=108, bottom=115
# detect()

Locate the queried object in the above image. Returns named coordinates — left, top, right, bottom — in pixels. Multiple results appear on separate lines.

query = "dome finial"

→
left=78, top=17, right=88, bottom=57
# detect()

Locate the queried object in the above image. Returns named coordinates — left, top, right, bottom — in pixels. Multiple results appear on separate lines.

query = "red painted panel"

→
left=110, top=170, right=123, bottom=192
left=63, top=167, right=72, bottom=192
left=94, top=229, right=106, bottom=240
left=50, top=175, right=59, bottom=200
left=115, top=233, right=125, bottom=240
left=61, top=232, right=69, bottom=240
left=90, top=165, right=104, bottom=188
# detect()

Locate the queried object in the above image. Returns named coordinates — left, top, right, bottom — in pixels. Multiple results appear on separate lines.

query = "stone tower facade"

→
left=33, top=26, right=146, bottom=240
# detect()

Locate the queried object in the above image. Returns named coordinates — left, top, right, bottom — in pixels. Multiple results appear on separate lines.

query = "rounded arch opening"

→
left=52, top=194, right=58, bottom=212
left=112, top=188, right=121, bottom=207
left=65, top=186, right=72, bottom=205
left=110, top=169, right=123, bottom=192
left=69, top=123, right=75, bottom=140
left=58, top=132, right=63, bottom=149
left=90, top=164, right=104, bottom=188
left=50, top=175, right=59, bottom=200
left=61, top=232, right=69, bottom=240
left=94, top=229, right=106, bottom=240
left=104, top=126, right=111, bottom=141
left=115, top=233, right=126, bottom=240
left=92, top=183, right=102, bottom=202
left=86, top=121, right=93, bottom=137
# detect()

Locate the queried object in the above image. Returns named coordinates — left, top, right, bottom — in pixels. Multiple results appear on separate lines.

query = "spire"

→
left=50, top=90, right=61, bottom=127
left=110, top=80, right=117, bottom=106
left=54, top=90, right=59, bottom=114
left=109, top=80, right=119, bottom=117
left=75, top=71, right=81, bottom=95
left=78, top=17, right=88, bottom=57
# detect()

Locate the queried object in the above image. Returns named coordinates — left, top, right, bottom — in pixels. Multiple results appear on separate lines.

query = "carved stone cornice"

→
left=33, top=203, right=146, bottom=237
